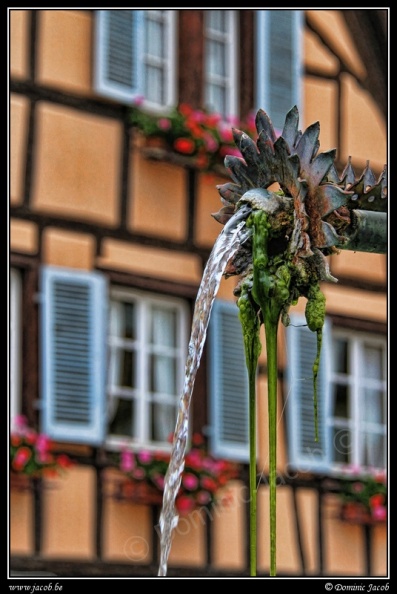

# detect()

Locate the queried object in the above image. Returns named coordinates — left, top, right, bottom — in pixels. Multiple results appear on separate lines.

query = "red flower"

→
left=57, top=454, right=73, bottom=468
left=176, top=495, right=196, bottom=514
left=191, top=433, right=205, bottom=447
left=178, top=103, right=193, bottom=117
left=173, top=137, right=196, bottom=155
left=201, top=476, right=217, bottom=492
left=12, top=446, right=32, bottom=471
left=369, top=493, right=385, bottom=508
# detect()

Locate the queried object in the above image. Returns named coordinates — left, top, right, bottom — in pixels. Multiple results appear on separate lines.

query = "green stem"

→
left=264, top=317, right=279, bottom=576
left=248, top=359, right=257, bottom=576
left=313, top=328, right=322, bottom=442
left=238, top=283, right=261, bottom=577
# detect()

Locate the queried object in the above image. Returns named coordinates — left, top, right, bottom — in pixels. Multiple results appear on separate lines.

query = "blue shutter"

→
left=208, top=299, right=249, bottom=461
left=94, top=10, right=144, bottom=103
left=285, top=313, right=332, bottom=472
left=40, top=267, right=108, bottom=445
left=256, top=10, right=302, bottom=131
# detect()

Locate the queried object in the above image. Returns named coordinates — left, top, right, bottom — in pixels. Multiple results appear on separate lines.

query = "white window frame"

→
left=329, top=328, right=387, bottom=474
left=10, top=267, right=22, bottom=426
left=142, top=10, right=177, bottom=113
left=255, top=9, right=303, bottom=132
left=203, top=10, right=238, bottom=119
left=106, top=287, right=189, bottom=452
left=94, top=9, right=177, bottom=111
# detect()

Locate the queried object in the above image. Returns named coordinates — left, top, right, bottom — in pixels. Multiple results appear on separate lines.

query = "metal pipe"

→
left=337, top=210, right=387, bottom=254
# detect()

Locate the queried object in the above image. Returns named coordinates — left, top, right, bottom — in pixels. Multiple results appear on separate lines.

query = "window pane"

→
left=151, top=402, right=176, bottom=442
left=113, top=348, right=135, bottom=388
left=145, top=66, right=163, bottom=104
left=151, top=307, right=177, bottom=347
left=207, top=10, right=226, bottom=32
left=362, top=344, right=384, bottom=380
left=110, top=300, right=136, bottom=340
left=146, top=17, right=164, bottom=58
left=109, top=398, right=134, bottom=437
left=333, top=428, right=351, bottom=464
left=361, top=431, right=386, bottom=468
left=362, top=388, right=386, bottom=424
left=207, top=40, right=226, bottom=77
left=333, top=383, right=349, bottom=418
left=206, top=84, right=226, bottom=116
left=333, top=338, right=348, bottom=373
left=150, top=354, right=176, bottom=394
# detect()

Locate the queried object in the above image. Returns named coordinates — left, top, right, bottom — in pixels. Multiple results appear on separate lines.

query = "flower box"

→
left=113, top=433, right=240, bottom=515
left=129, top=100, right=257, bottom=173
left=337, top=468, right=387, bottom=525
left=10, top=415, right=73, bottom=479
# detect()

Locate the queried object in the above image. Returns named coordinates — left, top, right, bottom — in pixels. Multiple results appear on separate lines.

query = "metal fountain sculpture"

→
left=157, top=106, right=387, bottom=577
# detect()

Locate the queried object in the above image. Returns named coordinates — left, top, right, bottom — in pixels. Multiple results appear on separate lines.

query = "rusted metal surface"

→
left=213, top=106, right=387, bottom=256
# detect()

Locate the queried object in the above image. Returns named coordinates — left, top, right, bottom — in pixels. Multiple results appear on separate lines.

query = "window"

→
left=330, top=330, right=387, bottom=471
left=10, top=268, right=22, bottom=425
left=255, top=10, right=302, bottom=131
left=94, top=10, right=177, bottom=109
left=204, top=10, right=238, bottom=119
left=107, top=288, right=189, bottom=450
left=40, top=268, right=189, bottom=450
left=285, top=314, right=387, bottom=474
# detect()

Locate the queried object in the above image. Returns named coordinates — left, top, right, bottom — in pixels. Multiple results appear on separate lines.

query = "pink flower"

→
left=203, top=133, right=219, bottom=153
left=36, top=434, right=51, bottom=454
left=197, top=490, right=211, bottom=505
left=14, top=415, right=28, bottom=433
left=137, top=451, right=152, bottom=464
left=226, top=115, right=240, bottom=128
left=219, top=145, right=241, bottom=158
left=352, top=481, right=364, bottom=493
left=152, top=473, right=165, bottom=489
left=120, top=449, right=135, bottom=472
left=218, top=124, right=234, bottom=143
left=190, top=110, right=206, bottom=124
left=183, top=473, right=199, bottom=490
left=132, top=467, right=145, bottom=480
left=371, top=505, right=387, bottom=522
left=157, top=118, right=171, bottom=131
left=133, top=95, right=145, bottom=106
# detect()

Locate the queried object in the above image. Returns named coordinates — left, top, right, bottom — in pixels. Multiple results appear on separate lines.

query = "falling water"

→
left=157, top=204, right=251, bottom=576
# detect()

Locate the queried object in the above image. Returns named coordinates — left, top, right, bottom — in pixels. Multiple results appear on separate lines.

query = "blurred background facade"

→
left=9, top=9, right=388, bottom=577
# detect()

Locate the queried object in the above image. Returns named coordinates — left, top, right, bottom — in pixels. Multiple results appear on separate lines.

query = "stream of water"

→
left=157, top=204, right=251, bottom=576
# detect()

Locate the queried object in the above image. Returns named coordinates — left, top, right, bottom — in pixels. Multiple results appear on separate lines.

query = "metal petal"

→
left=309, top=149, right=337, bottom=186
left=315, top=183, right=352, bottom=217
left=255, top=109, right=277, bottom=143
left=281, top=105, right=300, bottom=152
left=216, top=182, right=243, bottom=205
left=294, top=121, right=320, bottom=172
